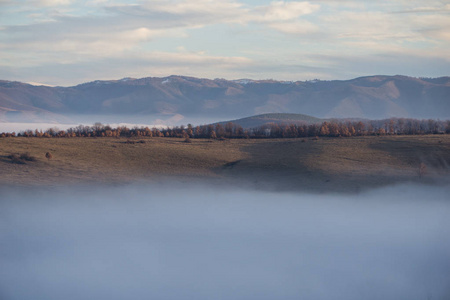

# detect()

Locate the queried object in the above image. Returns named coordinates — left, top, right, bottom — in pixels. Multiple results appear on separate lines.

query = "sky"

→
left=0, top=0, right=449, bottom=86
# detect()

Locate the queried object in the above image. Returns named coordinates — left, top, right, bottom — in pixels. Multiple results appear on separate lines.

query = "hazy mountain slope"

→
left=1, top=75, right=449, bottom=122
left=0, top=81, right=69, bottom=122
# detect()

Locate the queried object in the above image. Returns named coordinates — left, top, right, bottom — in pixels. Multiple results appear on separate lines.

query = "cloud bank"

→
left=1, top=183, right=450, bottom=300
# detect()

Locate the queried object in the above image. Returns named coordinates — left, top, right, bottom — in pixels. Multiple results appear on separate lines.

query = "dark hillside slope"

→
left=215, top=113, right=323, bottom=129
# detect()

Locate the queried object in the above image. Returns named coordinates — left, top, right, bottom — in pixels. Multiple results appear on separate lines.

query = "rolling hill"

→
left=215, top=113, right=324, bottom=129
left=1, top=135, right=449, bottom=192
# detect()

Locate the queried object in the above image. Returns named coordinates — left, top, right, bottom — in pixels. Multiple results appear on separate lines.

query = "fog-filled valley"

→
left=1, top=184, right=449, bottom=300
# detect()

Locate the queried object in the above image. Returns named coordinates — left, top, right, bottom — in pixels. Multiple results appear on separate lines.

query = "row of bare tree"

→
left=2, top=118, right=450, bottom=139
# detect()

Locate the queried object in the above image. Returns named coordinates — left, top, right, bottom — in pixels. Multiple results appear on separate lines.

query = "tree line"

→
left=2, top=118, right=450, bottom=139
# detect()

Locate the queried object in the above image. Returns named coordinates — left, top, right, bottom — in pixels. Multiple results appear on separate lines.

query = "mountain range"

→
left=1, top=75, right=449, bottom=123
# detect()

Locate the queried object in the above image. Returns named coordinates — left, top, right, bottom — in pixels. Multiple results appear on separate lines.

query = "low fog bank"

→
left=0, top=122, right=78, bottom=133
left=0, top=122, right=161, bottom=133
left=0, top=113, right=229, bottom=133
left=1, top=184, right=450, bottom=300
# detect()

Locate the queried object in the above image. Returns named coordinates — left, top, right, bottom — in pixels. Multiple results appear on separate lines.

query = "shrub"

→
left=20, top=153, right=36, bottom=161
left=8, top=152, right=36, bottom=164
left=8, top=154, right=24, bottom=164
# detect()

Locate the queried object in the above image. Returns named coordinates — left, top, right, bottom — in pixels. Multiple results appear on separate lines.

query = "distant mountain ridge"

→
left=1, top=75, right=449, bottom=122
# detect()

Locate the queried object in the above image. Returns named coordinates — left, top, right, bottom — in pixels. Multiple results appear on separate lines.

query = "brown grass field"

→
left=1, top=135, right=449, bottom=192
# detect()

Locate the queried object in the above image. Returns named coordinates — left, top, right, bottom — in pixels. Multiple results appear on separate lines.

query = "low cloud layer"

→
left=1, top=183, right=449, bottom=300
left=1, top=0, right=449, bottom=85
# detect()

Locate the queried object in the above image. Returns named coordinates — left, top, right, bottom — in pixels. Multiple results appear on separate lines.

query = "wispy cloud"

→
left=254, top=1, right=319, bottom=22
left=36, top=0, right=73, bottom=6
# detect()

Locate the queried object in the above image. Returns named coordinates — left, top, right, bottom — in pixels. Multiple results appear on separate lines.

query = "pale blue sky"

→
left=1, top=0, right=449, bottom=86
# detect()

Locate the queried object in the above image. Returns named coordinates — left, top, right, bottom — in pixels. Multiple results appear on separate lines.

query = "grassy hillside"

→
left=1, top=135, right=449, bottom=192
left=216, top=113, right=323, bottom=128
